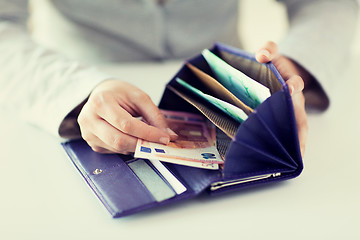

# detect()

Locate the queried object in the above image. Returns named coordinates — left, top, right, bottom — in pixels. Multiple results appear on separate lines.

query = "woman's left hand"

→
left=256, top=41, right=309, bottom=157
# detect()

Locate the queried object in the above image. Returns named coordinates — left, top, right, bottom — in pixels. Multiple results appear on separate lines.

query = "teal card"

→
left=202, top=49, right=271, bottom=109
left=176, top=78, right=247, bottom=123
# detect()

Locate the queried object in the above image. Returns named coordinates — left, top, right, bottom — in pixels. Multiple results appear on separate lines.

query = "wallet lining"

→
left=218, top=50, right=283, bottom=94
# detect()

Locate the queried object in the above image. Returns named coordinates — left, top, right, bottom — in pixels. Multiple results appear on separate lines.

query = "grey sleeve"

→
left=0, top=0, right=28, bottom=24
left=277, top=0, right=359, bottom=110
left=0, top=0, right=111, bottom=138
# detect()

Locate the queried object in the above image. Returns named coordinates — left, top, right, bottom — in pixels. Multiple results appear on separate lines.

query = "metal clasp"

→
left=93, top=169, right=103, bottom=175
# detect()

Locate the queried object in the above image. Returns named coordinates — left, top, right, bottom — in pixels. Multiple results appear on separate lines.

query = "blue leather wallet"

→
left=62, top=43, right=303, bottom=218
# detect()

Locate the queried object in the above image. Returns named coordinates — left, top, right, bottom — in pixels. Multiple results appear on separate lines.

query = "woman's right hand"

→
left=77, top=79, right=177, bottom=154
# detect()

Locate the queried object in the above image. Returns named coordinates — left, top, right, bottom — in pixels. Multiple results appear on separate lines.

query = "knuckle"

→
left=131, top=90, right=150, bottom=102
left=112, top=135, right=128, bottom=151
left=153, top=111, right=165, bottom=121
left=81, top=132, right=92, bottom=142
left=118, top=119, right=132, bottom=133
left=141, top=128, right=154, bottom=140
left=91, top=146, right=105, bottom=153
left=89, top=91, right=109, bottom=109
left=77, top=111, right=87, bottom=126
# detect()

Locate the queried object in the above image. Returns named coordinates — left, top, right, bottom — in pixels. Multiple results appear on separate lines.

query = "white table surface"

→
left=1, top=57, right=359, bottom=240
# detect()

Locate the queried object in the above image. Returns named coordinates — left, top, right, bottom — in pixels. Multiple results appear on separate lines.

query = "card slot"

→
left=147, top=159, right=187, bottom=195
left=167, top=84, right=239, bottom=139
left=127, top=159, right=176, bottom=203
left=186, top=63, right=253, bottom=116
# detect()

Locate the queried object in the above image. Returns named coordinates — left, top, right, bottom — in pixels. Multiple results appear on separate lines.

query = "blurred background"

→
left=29, top=0, right=360, bottom=61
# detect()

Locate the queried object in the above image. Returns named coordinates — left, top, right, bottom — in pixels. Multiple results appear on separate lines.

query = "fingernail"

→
left=166, top=128, right=178, bottom=137
left=160, top=137, right=170, bottom=145
left=260, top=49, right=271, bottom=59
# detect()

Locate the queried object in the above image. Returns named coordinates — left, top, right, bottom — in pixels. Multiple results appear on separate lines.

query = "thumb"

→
left=255, top=41, right=278, bottom=63
left=140, top=104, right=178, bottom=141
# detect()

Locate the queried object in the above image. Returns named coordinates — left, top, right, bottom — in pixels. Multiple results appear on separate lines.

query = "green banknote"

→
left=176, top=78, right=248, bottom=123
left=202, top=49, right=271, bottom=109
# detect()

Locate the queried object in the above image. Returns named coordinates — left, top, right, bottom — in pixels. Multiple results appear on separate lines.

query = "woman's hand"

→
left=256, top=41, right=309, bottom=157
left=77, top=79, right=177, bottom=154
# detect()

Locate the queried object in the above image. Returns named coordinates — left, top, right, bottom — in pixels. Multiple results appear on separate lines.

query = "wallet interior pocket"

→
left=185, top=63, right=253, bottom=116
left=166, top=83, right=240, bottom=139
left=159, top=43, right=301, bottom=187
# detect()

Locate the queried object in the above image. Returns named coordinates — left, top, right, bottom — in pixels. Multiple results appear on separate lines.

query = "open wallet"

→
left=62, top=43, right=303, bottom=218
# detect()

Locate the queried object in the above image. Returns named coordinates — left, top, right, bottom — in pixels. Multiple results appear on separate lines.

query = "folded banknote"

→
left=134, top=110, right=223, bottom=170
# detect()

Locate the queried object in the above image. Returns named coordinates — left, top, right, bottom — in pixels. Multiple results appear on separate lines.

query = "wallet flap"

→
left=62, top=139, right=220, bottom=217
left=223, top=90, right=301, bottom=178
left=62, top=140, right=155, bottom=217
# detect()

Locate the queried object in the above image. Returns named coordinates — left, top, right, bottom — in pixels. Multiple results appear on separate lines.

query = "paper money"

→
left=176, top=78, right=248, bottom=123
left=134, top=110, right=222, bottom=170
left=162, top=109, right=217, bottom=144
left=202, top=49, right=271, bottom=109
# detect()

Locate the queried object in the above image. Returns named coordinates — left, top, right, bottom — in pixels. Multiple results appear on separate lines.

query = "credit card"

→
left=128, top=159, right=176, bottom=202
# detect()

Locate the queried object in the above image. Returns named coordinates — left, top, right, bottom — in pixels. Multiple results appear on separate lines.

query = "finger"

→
left=286, top=75, right=305, bottom=95
left=78, top=111, right=129, bottom=153
left=97, top=100, right=171, bottom=145
left=134, top=100, right=178, bottom=140
left=255, top=41, right=278, bottom=63
left=134, top=96, right=168, bottom=128
left=91, top=118, right=138, bottom=153
left=90, top=145, right=117, bottom=154
left=87, top=135, right=126, bottom=154
left=292, top=92, right=308, bottom=157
